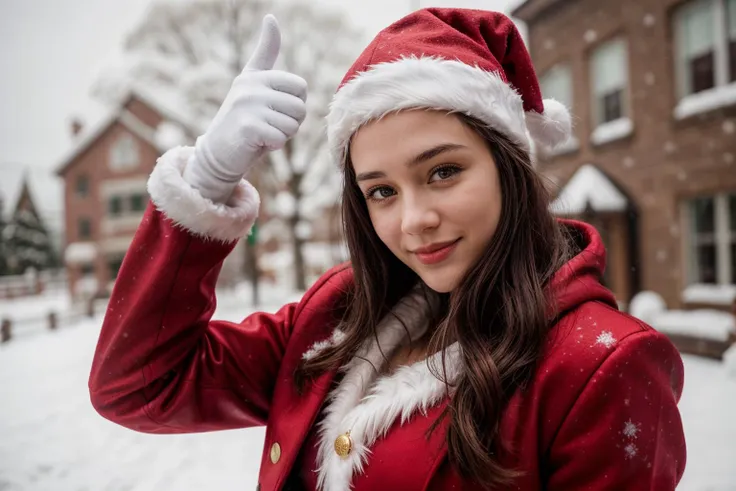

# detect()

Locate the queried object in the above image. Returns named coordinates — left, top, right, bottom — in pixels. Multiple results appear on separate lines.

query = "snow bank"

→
left=724, top=344, right=736, bottom=380
left=682, top=284, right=736, bottom=307
left=629, top=291, right=735, bottom=342
left=650, top=309, right=734, bottom=342
left=629, top=291, right=666, bottom=324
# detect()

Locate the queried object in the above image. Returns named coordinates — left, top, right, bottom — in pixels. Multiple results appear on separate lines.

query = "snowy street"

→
left=1, top=291, right=735, bottom=491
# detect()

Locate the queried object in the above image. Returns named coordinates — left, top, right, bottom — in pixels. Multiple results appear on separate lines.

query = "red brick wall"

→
left=525, top=0, right=736, bottom=308
left=61, top=99, right=162, bottom=297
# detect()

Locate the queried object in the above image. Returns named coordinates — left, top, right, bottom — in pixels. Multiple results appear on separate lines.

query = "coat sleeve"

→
left=546, top=330, right=687, bottom=490
left=88, top=146, right=331, bottom=434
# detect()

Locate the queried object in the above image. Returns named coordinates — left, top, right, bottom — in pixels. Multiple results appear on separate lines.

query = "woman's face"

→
left=350, top=111, right=503, bottom=293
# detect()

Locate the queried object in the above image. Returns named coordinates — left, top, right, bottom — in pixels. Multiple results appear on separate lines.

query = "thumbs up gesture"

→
left=183, top=15, right=308, bottom=203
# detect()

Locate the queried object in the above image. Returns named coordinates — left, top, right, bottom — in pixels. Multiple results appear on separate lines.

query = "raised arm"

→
left=89, top=14, right=309, bottom=434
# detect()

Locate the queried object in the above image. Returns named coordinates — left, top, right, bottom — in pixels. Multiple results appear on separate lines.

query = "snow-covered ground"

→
left=1, top=288, right=735, bottom=490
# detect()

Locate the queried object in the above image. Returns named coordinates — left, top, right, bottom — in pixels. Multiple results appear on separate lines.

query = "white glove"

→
left=182, top=14, right=307, bottom=203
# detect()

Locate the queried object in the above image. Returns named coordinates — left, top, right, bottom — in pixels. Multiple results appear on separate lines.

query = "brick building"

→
left=55, top=87, right=245, bottom=299
left=513, top=0, right=736, bottom=310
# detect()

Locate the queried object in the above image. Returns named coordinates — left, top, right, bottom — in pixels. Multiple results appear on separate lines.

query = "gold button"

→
left=269, top=442, right=281, bottom=464
left=334, top=431, right=352, bottom=458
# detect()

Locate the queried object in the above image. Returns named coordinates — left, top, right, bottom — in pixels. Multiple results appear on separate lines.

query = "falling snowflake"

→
left=584, top=29, right=597, bottom=43
left=723, top=120, right=735, bottom=134
left=595, top=331, right=617, bottom=348
left=643, top=14, right=656, bottom=26
left=623, top=420, right=640, bottom=439
left=624, top=443, right=638, bottom=459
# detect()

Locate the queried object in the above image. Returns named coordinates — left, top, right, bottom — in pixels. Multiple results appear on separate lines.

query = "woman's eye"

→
left=366, top=186, right=396, bottom=201
left=429, top=165, right=461, bottom=182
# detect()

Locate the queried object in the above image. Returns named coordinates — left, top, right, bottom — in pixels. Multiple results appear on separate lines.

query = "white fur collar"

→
left=305, top=289, right=462, bottom=491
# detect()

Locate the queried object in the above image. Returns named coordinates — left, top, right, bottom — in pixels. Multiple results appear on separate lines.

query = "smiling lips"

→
left=413, top=239, right=461, bottom=265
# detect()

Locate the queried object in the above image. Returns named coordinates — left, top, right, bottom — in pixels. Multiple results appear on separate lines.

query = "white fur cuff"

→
left=147, top=146, right=260, bottom=243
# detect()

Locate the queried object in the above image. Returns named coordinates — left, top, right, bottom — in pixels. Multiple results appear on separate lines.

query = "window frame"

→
left=686, top=192, right=735, bottom=286
left=589, top=37, right=630, bottom=127
left=75, top=175, right=89, bottom=198
left=109, top=134, right=140, bottom=171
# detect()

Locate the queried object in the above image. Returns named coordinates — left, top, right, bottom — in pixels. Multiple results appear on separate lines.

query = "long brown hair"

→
left=296, top=113, right=570, bottom=489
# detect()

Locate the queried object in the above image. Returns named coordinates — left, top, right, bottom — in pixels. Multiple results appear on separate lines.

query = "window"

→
left=540, top=64, right=573, bottom=110
left=675, top=0, right=736, bottom=98
left=78, top=218, right=92, bottom=240
left=80, top=263, right=94, bottom=276
left=109, top=134, right=139, bottom=170
left=130, top=193, right=147, bottom=212
left=107, top=255, right=125, bottom=280
left=75, top=175, right=89, bottom=198
left=687, top=192, right=736, bottom=285
left=590, top=38, right=629, bottom=125
left=109, top=196, right=123, bottom=217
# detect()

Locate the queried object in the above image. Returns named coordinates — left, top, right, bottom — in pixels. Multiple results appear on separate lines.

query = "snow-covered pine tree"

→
left=0, top=195, right=10, bottom=275
left=4, top=177, right=56, bottom=274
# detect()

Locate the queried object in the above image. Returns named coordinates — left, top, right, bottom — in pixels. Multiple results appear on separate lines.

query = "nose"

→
left=400, top=193, right=440, bottom=235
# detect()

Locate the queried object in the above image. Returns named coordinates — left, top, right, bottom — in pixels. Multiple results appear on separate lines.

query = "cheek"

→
left=369, top=209, right=404, bottom=253
left=447, top=175, right=502, bottom=235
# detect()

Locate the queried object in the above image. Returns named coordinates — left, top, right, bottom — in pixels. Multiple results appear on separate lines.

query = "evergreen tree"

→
left=4, top=177, right=56, bottom=274
left=0, top=196, right=10, bottom=275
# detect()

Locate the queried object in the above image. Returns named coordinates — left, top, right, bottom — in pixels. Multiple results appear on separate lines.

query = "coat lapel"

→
left=258, top=285, right=459, bottom=490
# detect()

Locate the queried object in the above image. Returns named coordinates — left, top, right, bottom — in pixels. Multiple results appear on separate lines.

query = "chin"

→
left=417, top=272, right=460, bottom=293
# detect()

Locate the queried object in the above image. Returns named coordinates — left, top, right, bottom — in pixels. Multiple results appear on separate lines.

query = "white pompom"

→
left=525, top=99, right=572, bottom=149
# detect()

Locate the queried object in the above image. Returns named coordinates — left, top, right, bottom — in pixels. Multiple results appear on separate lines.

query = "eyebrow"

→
left=355, top=143, right=466, bottom=182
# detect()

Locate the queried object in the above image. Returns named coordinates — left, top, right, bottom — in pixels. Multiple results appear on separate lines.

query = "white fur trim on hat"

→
left=525, top=99, right=573, bottom=149
left=327, top=56, right=571, bottom=166
left=147, top=146, right=260, bottom=243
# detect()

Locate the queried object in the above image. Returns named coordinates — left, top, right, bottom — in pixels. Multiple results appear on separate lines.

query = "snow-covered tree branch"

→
left=94, top=0, right=362, bottom=289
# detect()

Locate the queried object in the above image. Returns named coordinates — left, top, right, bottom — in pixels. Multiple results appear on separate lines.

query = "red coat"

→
left=89, top=148, right=686, bottom=490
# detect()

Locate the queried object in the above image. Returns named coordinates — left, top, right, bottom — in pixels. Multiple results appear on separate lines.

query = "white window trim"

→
left=539, top=63, right=579, bottom=157
left=590, top=38, right=630, bottom=127
left=102, top=215, right=144, bottom=236
left=674, top=82, right=736, bottom=119
left=590, top=117, right=633, bottom=145
left=673, top=0, right=736, bottom=118
left=100, top=178, right=148, bottom=198
left=682, top=192, right=735, bottom=305
left=109, top=134, right=140, bottom=171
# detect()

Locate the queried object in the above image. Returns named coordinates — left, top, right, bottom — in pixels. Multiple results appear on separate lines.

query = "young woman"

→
left=89, top=9, right=686, bottom=490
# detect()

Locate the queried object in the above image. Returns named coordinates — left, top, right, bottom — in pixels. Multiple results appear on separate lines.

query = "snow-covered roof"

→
left=550, top=164, right=628, bottom=215
left=55, top=85, right=201, bottom=176
left=0, top=167, right=62, bottom=234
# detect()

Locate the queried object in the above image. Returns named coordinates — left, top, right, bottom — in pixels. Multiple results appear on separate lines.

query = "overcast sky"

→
left=0, top=0, right=522, bottom=222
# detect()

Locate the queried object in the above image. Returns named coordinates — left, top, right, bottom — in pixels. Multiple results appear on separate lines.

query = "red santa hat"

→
left=326, top=8, right=571, bottom=166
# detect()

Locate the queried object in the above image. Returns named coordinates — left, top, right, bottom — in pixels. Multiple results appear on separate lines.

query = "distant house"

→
left=55, top=86, right=247, bottom=300
left=513, top=0, right=736, bottom=311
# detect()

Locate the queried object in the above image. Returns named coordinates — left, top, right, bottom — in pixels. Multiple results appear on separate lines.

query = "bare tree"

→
left=100, top=0, right=362, bottom=291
